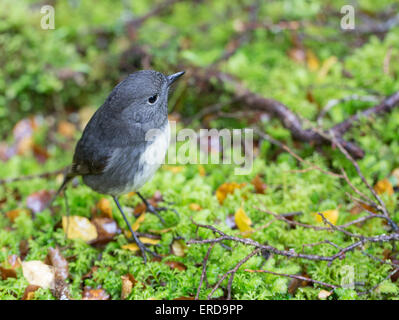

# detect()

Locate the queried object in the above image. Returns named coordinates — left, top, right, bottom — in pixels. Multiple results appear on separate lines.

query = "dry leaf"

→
left=317, top=56, right=338, bottom=81
left=374, top=178, right=394, bottom=196
left=315, top=209, right=339, bottom=225
left=57, top=121, right=76, bottom=139
left=188, top=203, right=202, bottom=211
left=22, top=261, right=55, bottom=289
left=0, top=266, right=17, bottom=280
left=132, top=213, right=146, bottom=232
left=165, top=261, right=187, bottom=271
left=306, top=49, right=319, bottom=71
left=47, top=247, right=69, bottom=281
left=171, top=240, right=187, bottom=257
left=318, top=289, right=332, bottom=299
left=96, top=198, right=112, bottom=218
left=235, top=207, right=253, bottom=233
left=82, top=287, right=110, bottom=300
left=216, top=182, right=245, bottom=204
left=22, top=285, right=40, bottom=300
left=122, top=237, right=160, bottom=252
left=7, top=254, right=21, bottom=269
left=198, top=165, right=206, bottom=176
left=26, top=190, right=53, bottom=213
left=121, top=274, right=137, bottom=299
left=164, top=165, right=184, bottom=174
left=251, top=175, right=267, bottom=194
left=6, top=209, right=30, bottom=222
left=62, top=216, right=98, bottom=242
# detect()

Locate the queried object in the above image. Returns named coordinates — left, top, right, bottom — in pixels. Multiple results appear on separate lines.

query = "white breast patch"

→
left=133, top=122, right=170, bottom=190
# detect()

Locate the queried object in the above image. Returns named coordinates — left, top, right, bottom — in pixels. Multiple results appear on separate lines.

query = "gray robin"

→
left=52, top=70, right=184, bottom=263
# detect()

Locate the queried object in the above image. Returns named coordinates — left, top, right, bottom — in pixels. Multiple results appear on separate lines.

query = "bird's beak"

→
left=167, top=71, right=185, bottom=86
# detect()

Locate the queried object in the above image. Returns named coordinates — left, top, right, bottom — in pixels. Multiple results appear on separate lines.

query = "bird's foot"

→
left=127, top=233, right=161, bottom=263
left=137, top=192, right=179, bottom=224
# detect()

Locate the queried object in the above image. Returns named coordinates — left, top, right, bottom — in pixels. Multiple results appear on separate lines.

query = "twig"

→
left=195, top=243, right=215, bottom=300
left=245, top=269, right=340, bottom=289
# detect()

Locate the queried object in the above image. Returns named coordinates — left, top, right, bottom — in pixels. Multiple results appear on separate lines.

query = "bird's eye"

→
left=147, top=94, right=158, bottom=105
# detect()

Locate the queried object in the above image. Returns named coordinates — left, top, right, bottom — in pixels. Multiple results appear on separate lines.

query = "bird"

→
left=51, top=70, right=185, bottom=263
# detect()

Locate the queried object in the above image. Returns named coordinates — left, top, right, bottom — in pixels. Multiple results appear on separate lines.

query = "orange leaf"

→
left=216, top=182, right=245, bottom=204
left=374, top=178, right=394, bottom=196
left=96, top=198, right=113, bottom=218
left=189, top=203, right=202, bottom=211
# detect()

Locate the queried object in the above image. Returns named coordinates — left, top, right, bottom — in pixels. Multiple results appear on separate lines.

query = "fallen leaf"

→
left=82, top=287, right=110, bottom=300
left=121, top=237, right=160, bottom=252
left=235, top=207, right=253, bottom=234
left=47, top=247, right=69, bottom=281
left=62, top=216, right=98, bottom=242
left=121, top=274, right=137, bottom=299
left=171, top=239, right=187, bottom=257
left=22, top=261, right=55, bottom=289
left=165, top=261, right=187, bottom=271
left=198, top=165, right=206, bottom=176
left=317, top=56, right=338, bottom=81
left=92, top=217, right=120, bottom=238
left=6, top=209, right=30, bottom=222
left=174, top=296, right=195, bottom=300
left=251, top=175, right=267, bottom=194
left=188, top=203, right=202, bottom=211
left=19, top=240, right=29, bottom=260
left=32, top=144, right=50, bottom=164
left=349, top=202, right=376, bottom=215
left=216, top=182, right=246, bottom=204
left=134, top=202, right=147, bottom=215
left=374, top=178, right=394, bottom=196
left=26, top=190, right=53, bottom=213
left=315, top=209, right=339, bottom=225
left=306, top=49, right=319, bottom=71
left=96, top=198, right=113, bottom=218
left=288, top=48, right=306, bottom=64
left=318, top=289, right=332, bottom=299
left=91, top=217, right=121, bottom=246
left=0, top=266, right=17, bottom=280
left=57, top=121, right=76, bottom=139
left=132, top=213, right=145, bottom=231
left=164, top=165, right=184, bottom=174
left=7, top=254, right=21, bottom=269
left=22, top=285, right=41, bottom=300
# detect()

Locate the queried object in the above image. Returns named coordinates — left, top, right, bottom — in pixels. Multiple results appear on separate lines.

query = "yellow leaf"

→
left=391, top=168, right=399, bottom=186
left=122, top=237, right=160, bottom=252
left=132, top=213, right=146, bottom=232
left=171, top=240, right=187, bottom=257
left=216, top=182, right=246, bottom=204
left=62, top=216, right=98, bottom=242
left=96, top=198, right=112, bottom=218
left=307, top=49, right=319, bottom=71
left=164, top=165, right=184, bottom=174
left=234, top=207, right=253, bottom=235
left=314, top=209, right=339, bottom=225
left=374, top=178, right=394, bottom=196
left=189, top=203, right=202, bottom=211
left=318, top=289, right=332, bottom=299
left=22, top=261, right=55, bottom=289
left=198, top=165, right=206, bottom=177
left=317, top=56, right=337, bottom=81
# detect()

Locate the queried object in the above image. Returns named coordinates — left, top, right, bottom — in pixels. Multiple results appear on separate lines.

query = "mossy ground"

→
left=1, top=0, right=399, bottom=300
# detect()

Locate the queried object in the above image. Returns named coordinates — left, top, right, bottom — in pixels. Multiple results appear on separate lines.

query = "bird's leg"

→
left=136, top=192, right=179, bottom=224
left=113, top=196, right=159, bottom=264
